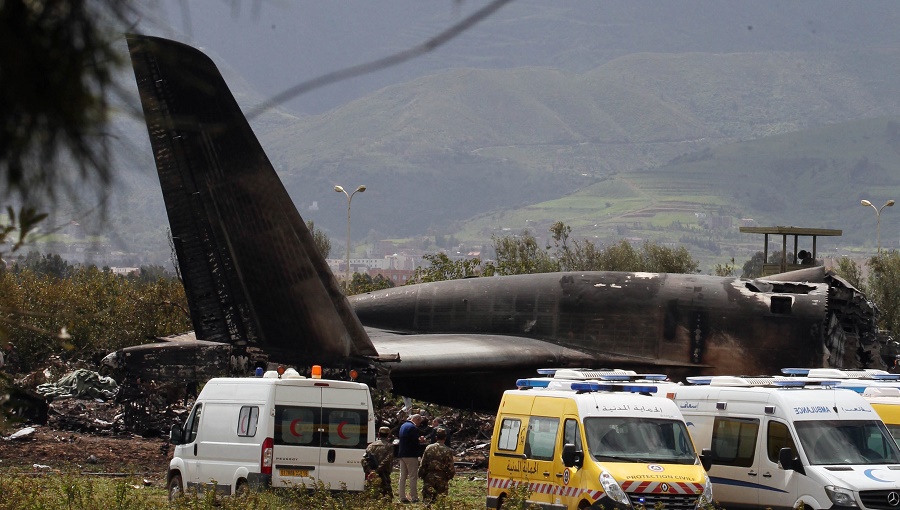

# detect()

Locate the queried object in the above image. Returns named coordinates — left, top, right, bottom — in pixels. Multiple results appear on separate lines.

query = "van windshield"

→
left=584, top=417, right=697, bottom=464
left=795, top=420, right=900, bottom=465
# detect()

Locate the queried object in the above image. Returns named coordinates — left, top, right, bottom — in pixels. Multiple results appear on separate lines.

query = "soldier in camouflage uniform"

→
left=362, top=426, right=394, bottom=498
left=418, top=427, right=456, bottom=504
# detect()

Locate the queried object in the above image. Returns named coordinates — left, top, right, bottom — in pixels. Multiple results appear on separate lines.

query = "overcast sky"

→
left=133, top=1, right=900, bottom=117
left=135, top=0, right=504, bottom=114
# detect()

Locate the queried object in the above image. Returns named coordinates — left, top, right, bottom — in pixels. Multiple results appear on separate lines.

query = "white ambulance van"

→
left=487, top=369, right=713, bottom=510
left=166, top=367, right=375, bottom=500
left=778, top=368, right=900, bottom=445
left=671, top=375, right=900, bottom=510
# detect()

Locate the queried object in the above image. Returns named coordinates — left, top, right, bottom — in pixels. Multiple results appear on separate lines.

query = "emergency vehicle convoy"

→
left=673, top=375, right=900, bottom=510
left=166, top=366, right=374, bottom=501
left=486, top=369, right=713, bottom=510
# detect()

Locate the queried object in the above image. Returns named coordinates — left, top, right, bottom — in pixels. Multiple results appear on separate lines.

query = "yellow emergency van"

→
left=865, top=387, right=900, bottom=442
left=486, top=369, right=712, bottom=510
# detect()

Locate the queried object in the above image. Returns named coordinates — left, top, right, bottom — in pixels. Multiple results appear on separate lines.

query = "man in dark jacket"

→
left=397, top=414, right=425, bottom=503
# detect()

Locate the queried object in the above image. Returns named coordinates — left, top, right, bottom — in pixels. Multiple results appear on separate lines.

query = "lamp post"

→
left=334, top=184, right=366, bottom=285
left=861, top=199, right=895, bottom=253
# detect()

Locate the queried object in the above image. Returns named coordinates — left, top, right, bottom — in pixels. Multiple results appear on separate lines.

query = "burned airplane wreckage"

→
left=105, top=34, right=891, bottom=414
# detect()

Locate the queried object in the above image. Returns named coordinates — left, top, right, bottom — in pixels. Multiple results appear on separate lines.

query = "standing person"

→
left=427, top=417, right=453, bottom=446
left=419, top=428, right=456, bottom=504
left=362, top=426, right=394, bottom=498
left=397, top=414, right=426, bottom=503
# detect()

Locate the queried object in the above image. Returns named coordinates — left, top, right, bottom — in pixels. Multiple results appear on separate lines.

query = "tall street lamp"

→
left=861, top=199, right=895, bottom=253
left=335, top=184, right=366, bottom=285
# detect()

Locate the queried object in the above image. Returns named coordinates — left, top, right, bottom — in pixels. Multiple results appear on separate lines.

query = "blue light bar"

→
left=838, top=385, right=866, bottom=393
left=570, top=382, right=658, bottom=393
left=598, top=374, right=633, bottom=381
left=597, top=373, right=668, bottom=382
left=516, top=378, right=551, bottom=389
left=536, top=368, right=558, bottom=376
left=686, top=377, right=712, bottom=385
left=872, top=374, right=900, bottom=381
left=773, top=380, right=805, bottom=387
left=773, top=380, right=840, bottom=388
left=781, top=368, right=811, bottom=376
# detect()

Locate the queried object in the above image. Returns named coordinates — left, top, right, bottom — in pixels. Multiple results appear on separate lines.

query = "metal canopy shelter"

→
left=739, top=226, right=842, bottom=276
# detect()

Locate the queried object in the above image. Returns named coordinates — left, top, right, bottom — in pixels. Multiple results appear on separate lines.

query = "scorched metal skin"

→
left=112, top=34, right=884, bottom=413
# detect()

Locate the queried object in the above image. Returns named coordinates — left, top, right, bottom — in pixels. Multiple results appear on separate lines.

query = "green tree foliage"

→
left=714, top=259, right=736, bottom=277
left=12, top=251, right=73, bottom=278
left=348, top=273, right=394, bottom=295
left=306, top=220, right=331, bottom=259
left=407, top=253, right=489, bottom=284
left=0, top=265, right=190, bottom=372
left=867, top=251, right=900, bottom=334
left=742, top=251, right=766, bottom=278
left=492, top=229, right=557, bottom=275
left=833, top=257, right=867, bottom=292
left=546, top=221, right=698, bottom=274
left=640, top=241, right=699, bottom=273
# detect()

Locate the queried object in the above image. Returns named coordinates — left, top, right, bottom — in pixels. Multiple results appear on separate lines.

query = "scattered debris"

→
left=6, top=426, right=35, bottom=440
left=36, top=369, right=118, bottom=400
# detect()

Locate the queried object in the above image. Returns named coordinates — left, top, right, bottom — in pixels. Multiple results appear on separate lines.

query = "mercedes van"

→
left=672, top=375, right=900, bottom=510
left=166, top=367, right=375, bottom=500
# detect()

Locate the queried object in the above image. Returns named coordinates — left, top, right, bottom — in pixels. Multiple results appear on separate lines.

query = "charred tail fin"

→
left=126, top=34, right=377, bottom=363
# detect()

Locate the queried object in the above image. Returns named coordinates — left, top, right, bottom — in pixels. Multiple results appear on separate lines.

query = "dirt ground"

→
left=0, top=425, right=171, bottom=478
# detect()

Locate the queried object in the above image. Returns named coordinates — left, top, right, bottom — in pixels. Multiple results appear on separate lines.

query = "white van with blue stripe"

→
left=670, top=376, right=900, bottom=510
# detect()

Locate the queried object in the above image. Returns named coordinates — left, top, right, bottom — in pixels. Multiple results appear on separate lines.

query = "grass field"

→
left=0, top=470, right=494, bottom=510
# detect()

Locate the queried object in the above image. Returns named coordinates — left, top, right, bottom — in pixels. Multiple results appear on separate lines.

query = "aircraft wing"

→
left=367, top=329, right=712, bottom=372
left=365, top=330, right=709, bottom=410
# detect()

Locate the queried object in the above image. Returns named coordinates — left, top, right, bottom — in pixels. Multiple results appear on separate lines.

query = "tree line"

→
left=2, top=224, right=900, bottom=374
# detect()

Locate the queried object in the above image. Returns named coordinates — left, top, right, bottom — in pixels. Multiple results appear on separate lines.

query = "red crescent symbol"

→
left=337, top=421, right=349, bottom=440
left=290, top=419, right=303, bottom=437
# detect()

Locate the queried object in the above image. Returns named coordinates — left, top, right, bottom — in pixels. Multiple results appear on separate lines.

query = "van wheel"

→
left=167, top=473, right=184, bottom=502
left=235, top=479, right=249, bottom=497
left=496, top=494, right=506, bottom=509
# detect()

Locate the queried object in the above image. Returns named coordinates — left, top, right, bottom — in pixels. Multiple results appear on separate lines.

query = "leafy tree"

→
left=714, top=259, right=736, bottom=277
left=12, top=251, right=74, bottom=279
left=306, top=220, right=331, bottom=259
left=833, top=257, right=866, bottom=292
left=867, top=251, right=900, bottom=334
left=640, top=241, right=698, bottom=273
left=348, top=273, right=394, bottom=295
left=742, top=251, right=766, bottom=278
left=407, top=253, right=489, bottom=284
left=0, top=264, right=190, bottom=372
left=136, top=264, right=172, bottom=283
left=492, top=230, right=557, bottom=275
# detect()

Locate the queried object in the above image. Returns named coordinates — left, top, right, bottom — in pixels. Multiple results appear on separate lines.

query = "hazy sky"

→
left=133, top=1, right=900, bottom=117
left=135, top=0, right=503, bottom=114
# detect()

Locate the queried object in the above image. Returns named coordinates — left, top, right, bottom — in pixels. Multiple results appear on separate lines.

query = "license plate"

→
left=279, top=469, right=309, bottom=477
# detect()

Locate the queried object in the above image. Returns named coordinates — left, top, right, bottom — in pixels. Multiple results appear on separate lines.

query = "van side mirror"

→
left=561, top=443, right=583, bottom=468
left=700, top=448, right=714, bottom=471
left=170, top=422, right=184, bottom=445
left=778, top=447, right=794, bottom=471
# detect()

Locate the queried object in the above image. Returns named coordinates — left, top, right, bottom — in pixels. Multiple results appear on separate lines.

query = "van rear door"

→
left=271, top=385, right=368, bottom=490
left=318, top=387, right=369, bottom=491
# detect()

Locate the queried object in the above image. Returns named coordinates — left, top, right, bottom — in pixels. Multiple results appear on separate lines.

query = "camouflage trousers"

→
left=422, top=481, right=449, bottom=503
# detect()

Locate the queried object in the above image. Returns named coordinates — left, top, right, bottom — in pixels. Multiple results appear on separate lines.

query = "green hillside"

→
left=455, top=116, right=900, bottom=269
